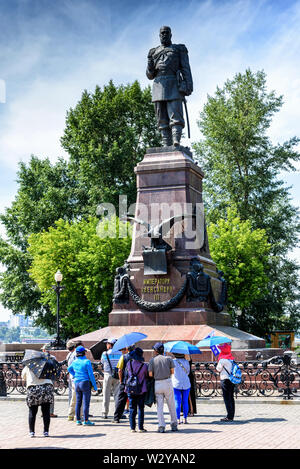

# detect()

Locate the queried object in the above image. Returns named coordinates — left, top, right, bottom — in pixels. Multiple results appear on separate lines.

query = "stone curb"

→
left=1, top=395, right=299, bottom=405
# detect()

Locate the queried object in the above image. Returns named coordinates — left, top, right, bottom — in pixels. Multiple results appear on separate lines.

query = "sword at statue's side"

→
left=183, top=97, right=190, bottom=139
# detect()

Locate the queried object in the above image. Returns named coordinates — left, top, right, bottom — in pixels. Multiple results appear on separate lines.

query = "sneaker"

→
left=171, top=423, right=178, bottom=432
left=130, top=429, right=136, bottom=433
left=29, top=432, right=35, bottom=438
left=43, top=432, right=49, bottom=437
left=83, top=420, right=95, bottom=426
left=102, top=413, right=108, bottom=419
left=220, top=417, right=233, bottom=422
left=138, top=428, right=147, bottom=433
left=76, top=420, right=82, bottom=425
left=158, top=426, right=165, bottom=433
left=67, top=415, right=74, bottom=421
left=112, top=419, right=120, bottom=424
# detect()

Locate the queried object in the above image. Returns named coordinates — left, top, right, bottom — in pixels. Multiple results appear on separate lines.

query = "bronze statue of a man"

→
left=146, top=26, right=193, bottom=147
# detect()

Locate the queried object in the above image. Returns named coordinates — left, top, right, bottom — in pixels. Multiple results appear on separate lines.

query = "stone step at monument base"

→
left=72, top=324, right=283, bottom=363
left=109, top=309, right=232, bottom=327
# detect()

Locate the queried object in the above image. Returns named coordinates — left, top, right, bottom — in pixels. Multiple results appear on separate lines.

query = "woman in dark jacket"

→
left=125, top=347, right=148, bottom=433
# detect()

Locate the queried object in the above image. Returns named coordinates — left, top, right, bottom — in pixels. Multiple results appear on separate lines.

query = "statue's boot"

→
left=161, top=128, right=172, bottom=146
left=172, top=125, right=182, bottom=147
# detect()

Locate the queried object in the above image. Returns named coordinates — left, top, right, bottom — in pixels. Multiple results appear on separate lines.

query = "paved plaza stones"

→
left=0, top=396, right=299, bottom=450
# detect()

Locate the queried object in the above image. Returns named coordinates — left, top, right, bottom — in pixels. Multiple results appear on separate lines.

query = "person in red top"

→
left=125, top=347, right=148, bottom=433
left=216, top=343, right=235, bottom=422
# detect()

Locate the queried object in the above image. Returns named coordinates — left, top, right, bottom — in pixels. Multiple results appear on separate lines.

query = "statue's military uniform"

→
left=146, top=43, right=193, bottom=146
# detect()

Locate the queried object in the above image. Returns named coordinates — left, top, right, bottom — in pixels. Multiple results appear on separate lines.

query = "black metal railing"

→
left=194, top=355, right=300, bottom=400
left=1, top=355, right=299, bottom=400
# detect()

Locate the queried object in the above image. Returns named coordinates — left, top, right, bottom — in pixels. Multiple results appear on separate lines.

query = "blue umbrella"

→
left=111, top=332, right=147, bottom=352
left=196, top=336, right=232, bottom=347
left=163, top=340, right=202, bottom=355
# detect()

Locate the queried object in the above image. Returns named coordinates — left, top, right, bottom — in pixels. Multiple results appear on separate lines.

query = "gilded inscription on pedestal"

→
left=142, top=278, right=174, bottom=301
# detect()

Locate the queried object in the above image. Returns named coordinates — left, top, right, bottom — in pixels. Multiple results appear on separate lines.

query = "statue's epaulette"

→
left=176, top=43, right=188, bottom=53
left=148, top=47, right=158, bottom=58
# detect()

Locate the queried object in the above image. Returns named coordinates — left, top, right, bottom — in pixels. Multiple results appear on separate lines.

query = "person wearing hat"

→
left=171, top=353, right=191, bottom=425
left=148, top=342, right=178, bottom=433
left=68, top=345, right=98, bottom=426
left=22, top=350, right=55, bottom=438
left=124, top=347, right=148, bottom=433
left=40, top=344, right=59, bottom=418
left=100, top=338, right=122, bottom=419
left=66, top=340, right=84, bottom=421
left=113, top=345, right=135, bottom=423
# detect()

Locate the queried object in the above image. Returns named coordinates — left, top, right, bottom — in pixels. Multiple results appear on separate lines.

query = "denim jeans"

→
left=128, top=393, right=146, bottom=430
left=75, top=380, right=92, bottom=421
left=221, top=379, right=235, bottom=420
left=173, top=387, right=190, bottom=419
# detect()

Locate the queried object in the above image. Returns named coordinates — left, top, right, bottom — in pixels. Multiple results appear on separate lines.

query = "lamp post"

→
left=236, top=308, right=242, bottom=329
left=49, top=270, right=66, bottom=350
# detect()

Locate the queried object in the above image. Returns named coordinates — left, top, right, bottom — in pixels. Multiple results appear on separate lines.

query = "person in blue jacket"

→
left=68, top=346, right=98, bottom=426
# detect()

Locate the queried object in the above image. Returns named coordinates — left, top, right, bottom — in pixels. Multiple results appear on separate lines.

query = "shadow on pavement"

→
left=208, top=417, right=287, bottom=425
left=49, top=433, right=105, bottom=438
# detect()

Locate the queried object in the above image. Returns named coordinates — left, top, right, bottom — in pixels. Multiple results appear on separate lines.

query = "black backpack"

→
left=125, top=361, right=144, bottom=395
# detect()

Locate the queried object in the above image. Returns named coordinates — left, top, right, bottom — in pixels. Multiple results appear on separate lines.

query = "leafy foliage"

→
left=61, top=80, right=161, bottom=215
left=27, top=217, right=132, bottom=337
left=207, top=207, right=270, bottom=319
left=194, top=69, right=300, bottom=335
left=0, top=80, right=158, bottom=332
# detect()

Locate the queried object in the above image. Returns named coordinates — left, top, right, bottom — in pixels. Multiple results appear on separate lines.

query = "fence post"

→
left=0, top=363, right=7, bottom=397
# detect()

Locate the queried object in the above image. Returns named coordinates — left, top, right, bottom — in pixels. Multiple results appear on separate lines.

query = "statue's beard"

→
left=160, top=38, right=171, bottom=46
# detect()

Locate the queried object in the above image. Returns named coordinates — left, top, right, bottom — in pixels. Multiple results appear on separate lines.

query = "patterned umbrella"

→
left=22, top=349, right=45, bottom=365
left=23, top=349, right=60, bottom=379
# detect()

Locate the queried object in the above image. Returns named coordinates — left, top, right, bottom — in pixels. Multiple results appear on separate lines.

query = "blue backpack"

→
left=224, top=360, right=242, bottom=384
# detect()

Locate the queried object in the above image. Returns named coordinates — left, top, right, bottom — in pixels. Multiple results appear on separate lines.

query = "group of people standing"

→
left=21, top=338, right=236, bottom=437
left=98, top=339, right=198, bottom=433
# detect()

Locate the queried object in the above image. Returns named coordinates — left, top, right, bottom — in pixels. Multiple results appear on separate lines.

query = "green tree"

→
left=27, top=216, right=132, bottom=337
left=0, top=80, right=158, bottom=327
left=207, top=207, right=270, bottom=327
left=0, top=156, right=76, bottom=321
left=194, top=69, right=300, bottom=335
left=61, top=80, right=161, bottom=215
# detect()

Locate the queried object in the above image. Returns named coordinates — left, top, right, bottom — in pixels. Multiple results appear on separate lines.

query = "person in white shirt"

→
left=171, top=353, right=191, bottom=424
left=216, top=343, right=235, bottom=422
left=100, top=338, right=122, bottom=419
left=67, top=340, right=84, bottom=421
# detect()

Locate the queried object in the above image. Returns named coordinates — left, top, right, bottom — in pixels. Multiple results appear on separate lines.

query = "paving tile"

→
left=0, top=397, right=299, bottom=450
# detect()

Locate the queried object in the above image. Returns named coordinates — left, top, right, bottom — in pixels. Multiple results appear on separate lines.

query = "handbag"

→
left=105, top=352, right=119, bottom=380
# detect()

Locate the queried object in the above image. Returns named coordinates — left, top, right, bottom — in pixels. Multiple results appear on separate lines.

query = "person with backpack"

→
left=216, top=342, right=239, bottom=422
left=125, top=347, right=148, bottom=433
left=113, top=345, right=135, bottom=423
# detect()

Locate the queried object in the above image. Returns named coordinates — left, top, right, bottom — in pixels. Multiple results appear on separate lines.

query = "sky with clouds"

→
left=0, top=0, right=299, bottom=320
